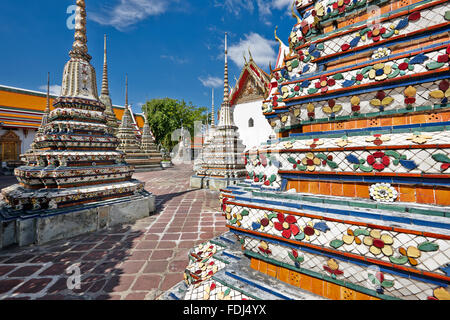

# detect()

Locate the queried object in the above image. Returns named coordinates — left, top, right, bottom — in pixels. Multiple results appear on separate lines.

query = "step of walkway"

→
left=161, top=232, right=324, bottom=300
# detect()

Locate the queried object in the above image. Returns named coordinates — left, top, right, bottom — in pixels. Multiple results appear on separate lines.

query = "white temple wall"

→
left=233, top=100, right=273, bottom=151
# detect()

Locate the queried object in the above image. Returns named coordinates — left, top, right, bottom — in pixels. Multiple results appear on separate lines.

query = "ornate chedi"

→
left=140, top=111, right=164, bottom=168
left=193, top=89, right=216, bottom=172
left=191, top=33, right=247, bottom=191
left=216, top=0, right=450, bottom=300
left=28, top=73, right=52, bottom=154
left=0, top=0, right=154, bottom=248
left=99, top=34, right=119, bottom=134
left=117, top=77, right=162, bottom=171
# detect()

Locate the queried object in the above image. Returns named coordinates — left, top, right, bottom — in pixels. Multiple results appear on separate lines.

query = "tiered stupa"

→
left=212, top=0, right=450, bottom=300
left=191, top=33, right=247, bottom=190
left=0, top=0, right=154, bottom=248
left=193, top=89, right=216, bottom=172
left=117, top=77, right=162, bottom=171
left=140, top=111, right=164, bottom=169
left=99, top=34, right=119, bottom=134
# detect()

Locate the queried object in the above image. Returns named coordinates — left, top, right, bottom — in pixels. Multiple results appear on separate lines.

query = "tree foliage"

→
left=142, top=98, right=208, bottom=151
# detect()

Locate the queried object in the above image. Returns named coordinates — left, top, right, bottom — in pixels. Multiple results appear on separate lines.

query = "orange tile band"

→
left=250, top=257, right=379, bottom=300
left=285, top=180, right=450, bottom=206
left=301, top=110, right=450, bottom=134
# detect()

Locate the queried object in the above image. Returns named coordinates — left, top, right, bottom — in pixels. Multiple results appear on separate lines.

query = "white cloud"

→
left=39, top=84, right=62, bottom=96
left=228, top=33, right=277, bottom=69
left=160, top=55, right=189, bottom=64
left=90, top=0, right=170, bottom=31
left=199, top=76, right=223, bottom=88
left=272, top=0, right=293, bottom=10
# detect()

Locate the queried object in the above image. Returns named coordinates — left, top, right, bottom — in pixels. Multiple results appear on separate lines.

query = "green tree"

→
left=142, top=98, right=208, bottom=152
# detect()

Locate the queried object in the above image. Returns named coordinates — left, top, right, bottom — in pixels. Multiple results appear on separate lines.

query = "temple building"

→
left=229, top=53, right=274, bottom=151
left=0, top=0, right=154, bottom=249
left=117, top=76, right=163, bottom=171
left=191, top=33, right=247, bottom=190
left=174, top=0, right=450, bottom=301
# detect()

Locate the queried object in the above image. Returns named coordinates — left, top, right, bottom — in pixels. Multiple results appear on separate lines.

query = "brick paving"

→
left=0, top=165, right=227, bottom=300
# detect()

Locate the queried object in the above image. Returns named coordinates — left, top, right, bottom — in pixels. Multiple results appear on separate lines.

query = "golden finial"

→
left=248, top=48, right=253, bottom=61
left=291, top=0, right=301, bottom=25
left=274, top=26, right=282, bottom=46
left=243, top=52, right=247, bottom=65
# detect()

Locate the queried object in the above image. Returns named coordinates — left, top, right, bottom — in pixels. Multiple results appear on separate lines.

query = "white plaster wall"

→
left=233, top=100, right=274, bottom=151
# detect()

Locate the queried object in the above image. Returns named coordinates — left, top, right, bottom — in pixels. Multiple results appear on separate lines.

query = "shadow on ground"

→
left=0, top=224, right=146, bottom=300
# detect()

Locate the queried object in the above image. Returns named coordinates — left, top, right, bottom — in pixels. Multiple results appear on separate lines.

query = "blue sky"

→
left=0, top=0, right=296, bottom=115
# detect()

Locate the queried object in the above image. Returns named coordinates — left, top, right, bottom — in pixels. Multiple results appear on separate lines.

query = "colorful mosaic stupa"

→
left=117, top=76, right=163, bottom=171
left=191, top=33, right=247, bottom=191
left=214, top=0, right=450, bottom=300
left=0, top=0, right=154, bottom=248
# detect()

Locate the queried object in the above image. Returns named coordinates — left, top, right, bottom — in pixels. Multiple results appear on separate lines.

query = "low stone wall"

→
left=0, top=194, right=155, bottom=249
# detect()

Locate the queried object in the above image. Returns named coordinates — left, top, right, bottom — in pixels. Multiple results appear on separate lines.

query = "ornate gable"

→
left=230, top=59, right=270, bottom=107
left=233, top=73, right=266, bottom=105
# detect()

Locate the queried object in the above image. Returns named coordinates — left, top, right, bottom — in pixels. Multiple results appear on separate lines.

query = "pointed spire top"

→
left=101, top=34, right=109, bottom=96
left=218, top=32, right=235, bottom=127
left=69, top=0, right=91, bottom=61
left=143, top=108, right=149, bottom=126
left=125, top=74, right=129, bottom=107
left=223, top=32, right=229, bottom=104
left=45, top=72, right=50, bottom=113
left=211, top=88, right=215, bottom=127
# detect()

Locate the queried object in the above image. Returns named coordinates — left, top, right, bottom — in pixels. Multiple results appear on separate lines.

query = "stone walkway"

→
left=0, top=165, right=227, bottom=300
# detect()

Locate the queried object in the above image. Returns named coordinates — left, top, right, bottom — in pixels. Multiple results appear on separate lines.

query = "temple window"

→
left=248, top=118, right=254, bottom=128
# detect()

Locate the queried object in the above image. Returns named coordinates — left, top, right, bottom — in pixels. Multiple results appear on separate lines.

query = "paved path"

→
left=0, top=165, right=227, bottom=300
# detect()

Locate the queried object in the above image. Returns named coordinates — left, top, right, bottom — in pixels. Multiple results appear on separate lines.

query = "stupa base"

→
left=133, top=164, right=164, bottom=172
left=0, top=191, right=155, bottom=250
left=190, top=175, right=244, bottom=191
left=161, top=161, right=173, bottom=169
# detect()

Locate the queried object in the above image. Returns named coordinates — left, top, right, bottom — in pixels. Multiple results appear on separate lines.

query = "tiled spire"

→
left=45, top=72, right=50, bottom=114
left=223, top=32, right=229, bottom=104
left=99, top=34, right=119, bottom=132
left=122, top=75, right=131, bottom=128
left=101, top=34, right=109, bottom=96
left=218, top=32, right=235, bottom=127
left=61, top=0, right=99, bottom=100
left=211, top=88, right=215, bottom=127
left=69, top=0, right=90, bottom=61
left=39, top=72, right=51, bottom=132
left=125, top=74, right=128, bottom=107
